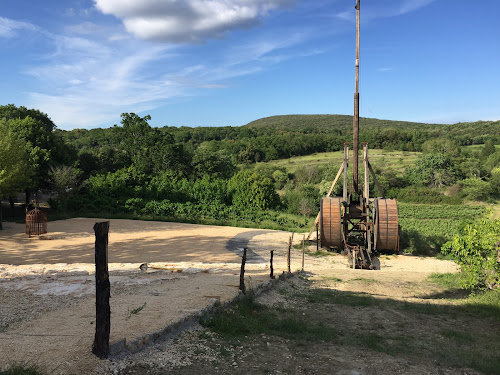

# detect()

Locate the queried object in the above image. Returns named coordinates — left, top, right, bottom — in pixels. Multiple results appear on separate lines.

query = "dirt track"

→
left=0, top=218, right=460, bottom=374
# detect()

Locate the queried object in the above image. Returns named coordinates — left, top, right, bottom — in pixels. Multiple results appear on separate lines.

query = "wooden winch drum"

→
left=373, top=198, right=399, bottom=251
left=320, top=197, right=343, bottom=249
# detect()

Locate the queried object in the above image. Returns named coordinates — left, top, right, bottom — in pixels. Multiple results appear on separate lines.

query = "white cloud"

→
left=0, top=16, right=37, bottom=38
left=93, top=0, right=294, bottom=43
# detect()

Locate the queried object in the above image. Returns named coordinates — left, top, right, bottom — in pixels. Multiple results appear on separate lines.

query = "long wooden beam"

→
left=306, top=162, right=345, bottom=240
left=367, top=161, right=384, bottom=197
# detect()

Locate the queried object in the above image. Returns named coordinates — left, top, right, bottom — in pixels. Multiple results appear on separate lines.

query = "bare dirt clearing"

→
left=0, top=218, right=479, bottom=375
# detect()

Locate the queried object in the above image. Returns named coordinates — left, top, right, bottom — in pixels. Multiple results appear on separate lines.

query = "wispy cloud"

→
left=336, top=0, right=437, bottom=21
left=377, top=67, right=393, bottom=72
left=19, top=21, right=312, bottom=129
left=0, top=16, right=37, bottom=38
left=2, top=3, right=318, bottom=130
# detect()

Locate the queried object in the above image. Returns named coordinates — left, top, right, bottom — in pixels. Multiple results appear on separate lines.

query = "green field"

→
left=259, top=149, right=421, bottom=173
left=398, top=203, right=487, bottom=254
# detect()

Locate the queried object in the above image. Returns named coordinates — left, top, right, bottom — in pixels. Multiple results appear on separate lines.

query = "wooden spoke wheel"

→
left=320, top=197, right=343, bottom=249
left=373, top=198, right=399, bottom=251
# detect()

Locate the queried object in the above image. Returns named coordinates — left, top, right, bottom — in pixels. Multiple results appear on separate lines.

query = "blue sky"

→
left=1, top=0, right=499, bottom=130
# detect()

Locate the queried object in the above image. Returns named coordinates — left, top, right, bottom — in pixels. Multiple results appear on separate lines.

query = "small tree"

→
left=406, top=153, right=460, bottom=187
left=49, top=165, right=82, bottom=207
left=228, top=170, right=279, bottom=210
left=482, top=139, right=496, bottom=159
left=442, top=219, right=500, bottom=291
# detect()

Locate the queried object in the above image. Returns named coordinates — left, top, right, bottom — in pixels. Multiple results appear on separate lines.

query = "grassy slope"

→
left=259, top=149, right=420, bottom=173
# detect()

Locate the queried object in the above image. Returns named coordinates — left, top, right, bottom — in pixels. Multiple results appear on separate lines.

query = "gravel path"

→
left=0, top=218, right=459, bottom=374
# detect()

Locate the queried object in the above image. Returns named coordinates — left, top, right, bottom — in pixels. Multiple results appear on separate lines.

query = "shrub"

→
left=392, top=186, right=462, bottom=204
left=124, top=198, right=145, bottom=213
left=441, top=219, right=500, bottom=291
left=142, top=199, right=174, bottom=216
left=228, top=170, right=279, bottom=210
left=459, top=177, right=493, bottom=201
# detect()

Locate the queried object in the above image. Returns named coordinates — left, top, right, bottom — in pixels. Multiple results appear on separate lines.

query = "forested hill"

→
left=244, top=114, right=500, bottom=143
left=244, top=114, right=441, bottom=130
left=53, top=113, right=500, bottom=178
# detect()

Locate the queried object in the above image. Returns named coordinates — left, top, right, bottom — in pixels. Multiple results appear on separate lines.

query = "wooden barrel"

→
left=373, top=198, right=399, bottom=251
left=320, top=197, right=343, bottom=249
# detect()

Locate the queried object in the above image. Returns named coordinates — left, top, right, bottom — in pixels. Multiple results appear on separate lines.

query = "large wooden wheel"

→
left=373, top=198, right=399, bottom=251
left=320, top=197, right=343, bottom=249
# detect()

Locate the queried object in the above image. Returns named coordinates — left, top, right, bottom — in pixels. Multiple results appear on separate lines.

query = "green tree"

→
left=0, top=105, right=58, bottom=203
left=482, top=139, right=496, bottom=159
left=49, top=165, right=82, bottom=207
left=422, top=138, right=461, bottom=157
left=228, top=170, right=279, bottom=210
left=192, top=145, right=235, bottom=179
left=406, top=153, right=460, bottom=187
left=113, top=113, right=154, bottom=173
left=0, top=120, right=31, bottom=228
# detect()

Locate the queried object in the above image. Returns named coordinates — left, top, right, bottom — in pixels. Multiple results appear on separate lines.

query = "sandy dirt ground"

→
left=0, top=218, right=459, bottom=374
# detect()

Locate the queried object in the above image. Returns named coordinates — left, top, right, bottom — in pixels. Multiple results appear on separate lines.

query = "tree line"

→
left=1, top=104, right=500, bottom=230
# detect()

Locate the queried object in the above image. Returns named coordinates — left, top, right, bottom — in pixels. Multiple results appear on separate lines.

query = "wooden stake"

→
left=287, top=236, right=292, bottom=273
left=239, top=248, right=247, bottom=294
left=92, top=221, right=110, bottom=359
left=316, top=224, right=319, bottom=252
left=302, top=234, right=305, bottom=271
left=270, top=250, right=275, bottom=279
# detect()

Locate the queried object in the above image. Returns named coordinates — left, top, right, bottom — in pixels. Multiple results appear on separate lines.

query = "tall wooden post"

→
left=270, top=250, right=275, bottom=279
left=92, top=221, right=110, bottom=359
left=353, top=0, right=361, bottom=194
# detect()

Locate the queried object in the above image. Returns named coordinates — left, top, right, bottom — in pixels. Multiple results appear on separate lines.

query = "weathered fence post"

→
left=239, top=247, right=247, bottom=294
left=287, top=235, right=292, bottom=273
left=92, top=221, right=110, bottom=359
left=316, top=224, right=319, bottom=252
left=270, top=250, right=275, bottom=279
left=302, top=234, right=305, bottom=271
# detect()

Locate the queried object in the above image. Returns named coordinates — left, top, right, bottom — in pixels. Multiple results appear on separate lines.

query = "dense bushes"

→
left=228, top=170, right=279, bottom=210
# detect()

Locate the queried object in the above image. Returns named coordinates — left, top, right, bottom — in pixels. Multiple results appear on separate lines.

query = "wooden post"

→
left=239, top=247, right=247, bottom=294
left=270, top=250, right=275, bottom=279
left=343, top=143, right=349, bottom=201
left=352, top=0, right=361, bottom=194
left=316, top=224, right=319, bottom=252
left=287, top=236, right=292, bottom=273
left=92, top=221, right=110, bottom=359
left=302, top=234, right=305, bottom=271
